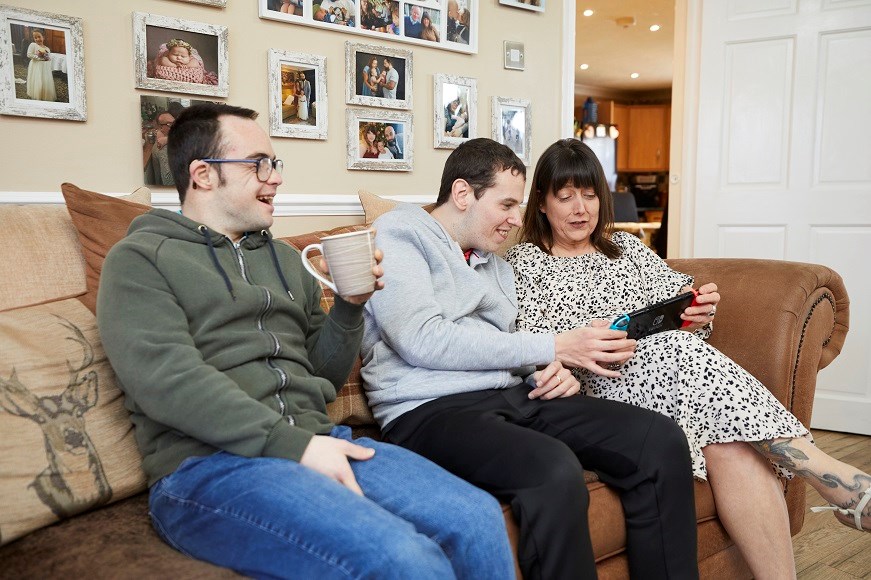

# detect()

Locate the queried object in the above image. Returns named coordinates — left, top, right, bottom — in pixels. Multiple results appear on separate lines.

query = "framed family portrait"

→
left=133, top=12, right=228, bottom=98
left=498, top=0, right=544, bottom=13
left=346, top=107, right=412, bottom=171
left=140, top=95, right=214, bottom=187
left=492, top=96, right=531, bottom=166
left=0, top=6, right=86, bottom=121
left=434, top=74, right=476, bottom=149
left=345, top=42, right=411, bottom=110
left=259, top=0, right=478, bottom=54
left=268, top=49, right=327, bottom=140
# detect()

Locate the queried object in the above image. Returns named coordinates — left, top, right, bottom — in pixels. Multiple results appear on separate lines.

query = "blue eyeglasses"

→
left=201, top=157, right=284, bottom=182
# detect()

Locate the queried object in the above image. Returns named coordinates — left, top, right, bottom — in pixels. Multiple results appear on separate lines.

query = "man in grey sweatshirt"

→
left=362, top=138, right=699, bottom=580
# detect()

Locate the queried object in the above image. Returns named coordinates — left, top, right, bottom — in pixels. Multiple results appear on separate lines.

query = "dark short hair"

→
left=436, top=138, right=526, bottom=206
left=521, top=138, right=621, bottom=259
left=167, top=103, right=258, bottom=203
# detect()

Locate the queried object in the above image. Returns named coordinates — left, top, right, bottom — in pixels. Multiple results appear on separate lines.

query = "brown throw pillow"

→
left=61, top=184, right=152, bottom=314
left=0, top=298, right=146, bottom=546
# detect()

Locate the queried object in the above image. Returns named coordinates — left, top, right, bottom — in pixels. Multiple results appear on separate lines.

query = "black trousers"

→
left=385, top=384, right=698, bottom=580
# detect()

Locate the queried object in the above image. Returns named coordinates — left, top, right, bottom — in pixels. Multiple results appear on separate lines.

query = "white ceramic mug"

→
left=300, top=230, right=376, bottom=296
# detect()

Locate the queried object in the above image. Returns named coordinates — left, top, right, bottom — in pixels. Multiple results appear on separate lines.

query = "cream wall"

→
left=0, top=0, right=565, bottom=234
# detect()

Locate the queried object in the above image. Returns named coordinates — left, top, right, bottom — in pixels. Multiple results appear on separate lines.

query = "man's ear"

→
left=189, top=159, right=212, bottom=191
left=450, top=178, right=472, bottom=211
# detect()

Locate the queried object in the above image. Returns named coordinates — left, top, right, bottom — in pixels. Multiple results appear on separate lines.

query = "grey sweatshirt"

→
left=361, top=204, right=555, bottom=427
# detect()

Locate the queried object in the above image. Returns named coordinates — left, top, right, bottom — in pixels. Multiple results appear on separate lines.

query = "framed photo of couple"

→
left=0, top=5, right=86, bottom=121
left=259, top=0, right=478, bottom=55
left=346, top=107, right=412, bottom=172
left=498, top=0, right=544, bottom=13
left=268, top=49, right=328, bottom=140
left=433, top=74, right=476, bottom=149
left=492, top=96, right=531, bottom=166
left=346, top=42, right=411, bottom=110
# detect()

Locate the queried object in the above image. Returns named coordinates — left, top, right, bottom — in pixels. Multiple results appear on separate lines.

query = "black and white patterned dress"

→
left=505, top=232, right=809, bottom=480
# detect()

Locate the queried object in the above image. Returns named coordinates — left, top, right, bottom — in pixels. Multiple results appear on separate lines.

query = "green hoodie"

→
left=97, top=209, right=364, bottom=487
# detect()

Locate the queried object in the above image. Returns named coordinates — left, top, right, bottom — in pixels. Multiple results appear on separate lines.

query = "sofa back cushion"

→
left=280, top=225, right=376, bottom=429
left=61, top=184, right=152, bottom=314
left=0, top=205, right=87, bottom=312
left=0, top=297, right=147, bottom=546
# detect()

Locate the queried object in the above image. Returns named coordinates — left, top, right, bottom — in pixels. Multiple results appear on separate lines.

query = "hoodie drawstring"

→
left=265, top=233, right=295, bottom=300
left=198, top=225, right=236, bottom=301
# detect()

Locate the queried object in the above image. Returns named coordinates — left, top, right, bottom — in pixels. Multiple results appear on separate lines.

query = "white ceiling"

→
left=574, top=0, right=675, bottom=92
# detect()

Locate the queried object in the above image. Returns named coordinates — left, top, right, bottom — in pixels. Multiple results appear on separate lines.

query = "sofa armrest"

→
left=666, top=258, right=849, bottom=428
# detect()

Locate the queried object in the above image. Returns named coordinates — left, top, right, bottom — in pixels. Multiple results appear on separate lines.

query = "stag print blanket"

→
left=0, top=298, right=146, bottom=545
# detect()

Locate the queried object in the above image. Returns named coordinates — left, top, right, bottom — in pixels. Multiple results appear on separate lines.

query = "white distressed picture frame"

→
left=268, top=49, right=328, bottom=140
left=346, top=107, right=413, bottom=171
left=133, top=12, right=229, bottom=98
left=491, top=96, right=531, bottom=166
left=0, top=6, right=87, bottom=121
left=433, top=73, right=476, bottom=149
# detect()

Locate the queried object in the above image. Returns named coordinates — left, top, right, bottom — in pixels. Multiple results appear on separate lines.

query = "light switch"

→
left=504, top=41, right=525, bottom=71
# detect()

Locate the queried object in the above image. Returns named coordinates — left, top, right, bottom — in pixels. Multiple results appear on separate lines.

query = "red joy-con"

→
left=680, top=289, right=700, bottom=328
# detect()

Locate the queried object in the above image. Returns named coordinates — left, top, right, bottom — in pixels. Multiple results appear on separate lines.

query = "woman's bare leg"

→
left=751, top=437, right=871, bottom=531
left=703, top=442, right=796, bottom=579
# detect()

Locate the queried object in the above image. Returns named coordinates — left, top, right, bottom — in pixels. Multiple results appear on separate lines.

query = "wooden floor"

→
left=793, top=429, right=871, bottom=579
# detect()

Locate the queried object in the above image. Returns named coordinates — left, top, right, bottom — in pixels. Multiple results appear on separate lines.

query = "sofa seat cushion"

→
left=0, top=297, right=146, bottom=546
left=0, top=492, right=239, bottom=577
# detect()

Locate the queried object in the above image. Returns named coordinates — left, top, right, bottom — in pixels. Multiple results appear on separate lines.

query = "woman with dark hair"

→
left=505, top=138, right=871, bottom=576
left=360, top=124, right=379, bottom=158
left=420, top=11, right=440, bottom=42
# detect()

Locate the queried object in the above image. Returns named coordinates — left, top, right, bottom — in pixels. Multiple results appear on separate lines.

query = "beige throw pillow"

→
left=0, top=298, right=146, bottom=546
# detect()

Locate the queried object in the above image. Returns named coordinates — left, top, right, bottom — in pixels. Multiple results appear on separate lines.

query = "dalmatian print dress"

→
left=505, top=232, right=809, bottom=480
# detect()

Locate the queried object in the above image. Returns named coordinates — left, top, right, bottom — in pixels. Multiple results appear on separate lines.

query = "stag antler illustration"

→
left=0, top=316, right=112, bottom=518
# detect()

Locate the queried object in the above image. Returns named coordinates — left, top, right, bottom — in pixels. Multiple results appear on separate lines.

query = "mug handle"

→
left=300, top=244, right=338, bottom=293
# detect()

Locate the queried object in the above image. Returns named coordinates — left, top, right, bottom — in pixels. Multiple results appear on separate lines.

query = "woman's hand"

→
left=680, top=283, right=720, bottom=331
left=528, top=361, right=580, bottom=400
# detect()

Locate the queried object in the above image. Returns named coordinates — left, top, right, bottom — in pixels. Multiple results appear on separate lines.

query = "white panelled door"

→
left=688, top=0, right=871, bottom=434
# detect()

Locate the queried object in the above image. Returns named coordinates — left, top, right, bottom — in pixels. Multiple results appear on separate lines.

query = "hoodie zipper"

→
left=233, top=241, right=294, bottom=426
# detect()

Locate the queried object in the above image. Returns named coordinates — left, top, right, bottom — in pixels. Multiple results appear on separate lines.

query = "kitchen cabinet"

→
left=612, top=104, right=670, bottom=172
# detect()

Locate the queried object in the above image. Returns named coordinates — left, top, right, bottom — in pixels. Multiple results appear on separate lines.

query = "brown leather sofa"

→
left=0, top=199, right=849, bottom=579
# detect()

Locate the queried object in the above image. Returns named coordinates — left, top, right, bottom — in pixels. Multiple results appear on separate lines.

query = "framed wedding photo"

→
left=492, top=96, right=531, bottom=166
left=346, top=107, right=412, bottom=171
left=0, top=6, right=86, bottom=121
left=268, top=49, right=327, bottom=140
left=133, top=12, right=228, bottom=98
left=345, top=42, right=411, bottom=110
left=434, top=74, right=476, bottom=149
left=498, top=0, right=544, bottom=13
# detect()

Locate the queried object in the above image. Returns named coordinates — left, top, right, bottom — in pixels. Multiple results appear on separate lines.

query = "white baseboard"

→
left=0, top=191, right=434, bottom=217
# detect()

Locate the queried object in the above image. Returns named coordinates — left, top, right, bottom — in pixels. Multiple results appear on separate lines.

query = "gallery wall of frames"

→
left=0, top=0, right=559, bottom=197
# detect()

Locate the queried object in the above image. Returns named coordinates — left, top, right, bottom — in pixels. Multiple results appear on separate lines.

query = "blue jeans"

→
left=148, top=426, right=514, bottom=579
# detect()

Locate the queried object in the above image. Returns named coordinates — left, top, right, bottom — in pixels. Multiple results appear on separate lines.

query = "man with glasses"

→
left=98, top=103, right=514, bottom=578
left=143, top=110, right=176, bottom=186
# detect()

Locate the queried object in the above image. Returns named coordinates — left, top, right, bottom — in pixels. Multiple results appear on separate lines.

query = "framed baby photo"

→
left=345, top=42, right=411, bottom=110
left=140, top=95, right=214, bottom=187
left=346, top=107, right=413, bottom=172
left=434, top=74, right=476, bottom=149
left=498, top=0, right=544, bottom=13
left=0, top=6, right=86, bottom=121
left=268, top=49, right=328, bottom=140
left=491, top=96, right=531, bottom=166
left=133, top=12, right=228, bottom=98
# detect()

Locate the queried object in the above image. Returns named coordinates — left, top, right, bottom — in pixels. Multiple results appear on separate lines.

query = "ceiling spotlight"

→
left=579, top=63, right=589, bottom=70
left=615, top=16, right=636, bottom=28
left=630, top=72, right=640, bottom=79
left=649, top=24, right=661, bottom=32
left=582, top=9, right=594, bottom=16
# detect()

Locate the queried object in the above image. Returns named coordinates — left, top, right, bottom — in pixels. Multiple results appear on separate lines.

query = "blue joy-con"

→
left=610, top=314, right=630, bottom=332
